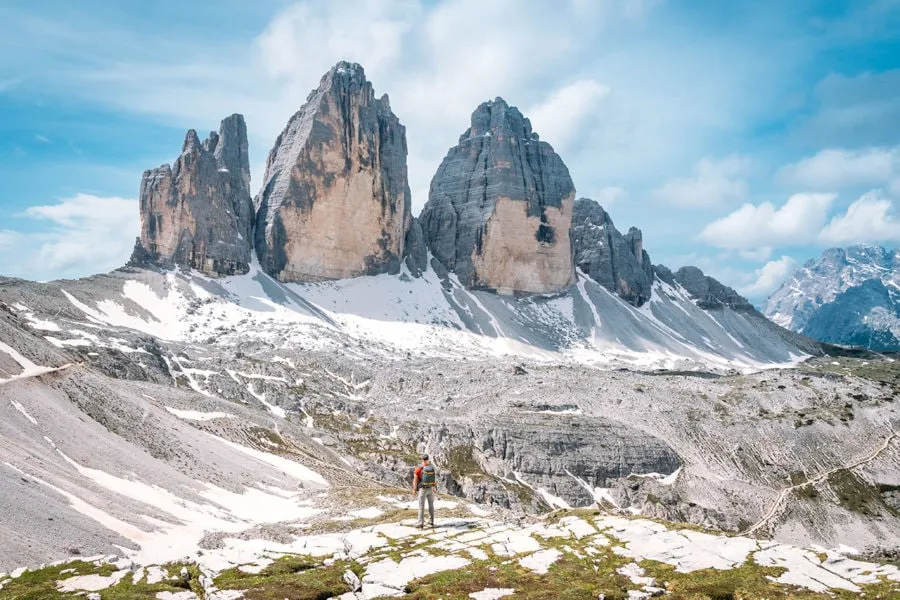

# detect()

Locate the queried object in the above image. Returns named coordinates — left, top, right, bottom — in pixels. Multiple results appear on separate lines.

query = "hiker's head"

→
left=421, top=453, right=429, bottom=464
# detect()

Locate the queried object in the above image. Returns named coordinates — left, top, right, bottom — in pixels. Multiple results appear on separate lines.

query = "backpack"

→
left=420, top=464, right=437, bottom=488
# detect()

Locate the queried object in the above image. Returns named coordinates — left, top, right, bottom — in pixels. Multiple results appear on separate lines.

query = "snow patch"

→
left=519, top=548, right=562, bottom=574
left=165, top=407, right=237, bottom=422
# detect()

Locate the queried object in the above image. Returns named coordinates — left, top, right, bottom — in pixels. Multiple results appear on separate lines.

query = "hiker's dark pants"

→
left=417, top=487, right=435, bottom=526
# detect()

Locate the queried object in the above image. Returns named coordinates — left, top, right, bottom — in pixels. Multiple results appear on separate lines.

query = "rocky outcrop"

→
left=403, top=218, right=428, bottom=277
left=254, top=61, right=411, bottom=282
left=571, top=198, right=653, bottom=306
left=401, top=412, right=681, bottom=510
left=662, top=265, right=754, bottom=311
left=420, top=98, right=575, bottom=295
left=131, top=115, right=253, bottom=277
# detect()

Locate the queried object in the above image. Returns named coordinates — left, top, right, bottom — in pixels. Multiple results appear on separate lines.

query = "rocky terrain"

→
left=420, top=98, right=575, bottom=295
left=132, top=115, right=254, bottom=277
left=2, top=59, right=900, bottom=598
left=0, top=268, right=899, bottom=597
left=254, top=62, right=413, bottom=283
left=765, top=244, right=900, bottom=351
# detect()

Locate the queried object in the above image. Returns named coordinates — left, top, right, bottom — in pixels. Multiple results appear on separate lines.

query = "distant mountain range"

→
left=764, top=245, right=900, bottom=351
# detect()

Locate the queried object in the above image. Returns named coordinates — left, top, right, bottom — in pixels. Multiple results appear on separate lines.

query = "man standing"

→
left=412, top=454, right=437, bottom=528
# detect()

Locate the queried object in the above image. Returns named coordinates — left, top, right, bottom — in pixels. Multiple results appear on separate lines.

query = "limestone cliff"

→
left=131, top=115, right=253, bottom=277
left=571, top=198, right=654, bottom=306
left=420, top=98, right=575, bottom=295
left=655, top=265, right=754, bottom=311
left=254, top=61, right=412, bottom=282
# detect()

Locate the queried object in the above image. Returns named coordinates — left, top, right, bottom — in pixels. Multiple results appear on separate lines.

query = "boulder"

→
left=254, top=61, right=411, bottom=282
left=420, top=98, right=575, bottom=295
left=131, top=114, right=253, bottom=276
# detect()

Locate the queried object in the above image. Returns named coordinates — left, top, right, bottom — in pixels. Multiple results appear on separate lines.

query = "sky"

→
left=1, top=0, right=900, bottom=302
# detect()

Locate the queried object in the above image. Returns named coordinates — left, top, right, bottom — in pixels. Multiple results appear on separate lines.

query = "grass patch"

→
left=802, top=356, right=900, bottom=388
left=639, top=557, right=818, bottom=599
left=400, top=549, right=635, bottom=600
left=0, top=561, right=196, bottom=600
left=446, top=446, right=487, bottom=480
left=827, top=469, right=892, bottom=517
left=214, top=555, right=358, bottom=600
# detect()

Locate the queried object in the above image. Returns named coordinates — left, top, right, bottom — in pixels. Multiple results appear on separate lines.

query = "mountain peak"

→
left=421, top=97, right=574, bottom=294
left=463, top=97, right=537, bottom=143
left=132, top=115, right=253, bottom=277
left=254, top=61, right=412, bottom=283
left=571, top=197, right=653, bottom=306
left=764, top=244, right=900, bottom=349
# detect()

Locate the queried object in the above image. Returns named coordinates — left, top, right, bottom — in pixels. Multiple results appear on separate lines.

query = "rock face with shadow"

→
left=131, top=114, right=253, bottom=277
left=571, top=198, right=654, bottom=306
left=420, top=98, right=575, bottom=295
left=655, top=265, right=754, bottom=311
left=765, top=245, right=900, bottom=351
left=254, top=61, right=412, bottom=283
left=394, top=410, right=680, bottom=512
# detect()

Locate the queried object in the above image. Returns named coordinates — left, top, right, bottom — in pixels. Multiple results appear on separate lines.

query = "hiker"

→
left=412, top=453, right=437, bottom=528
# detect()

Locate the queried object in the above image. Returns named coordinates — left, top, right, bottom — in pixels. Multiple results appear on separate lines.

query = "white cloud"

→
left=778, top=147, right=900, bottom=189
left=1, top=194, right=138, bottom=280
left=16, top=0, right=781, bottom=219
left=590, top=186, right=626, bottom=206
left=740, top=256, right=797, bottom=298
left=819, top=191, right=900, bottom=244
left=527, top=80, right=611, bottom=151
left=698, top=192, right=835, bottom=249
left=255, top=0, right=417, bottom=84
left=654, top=155, right=751, bottom=207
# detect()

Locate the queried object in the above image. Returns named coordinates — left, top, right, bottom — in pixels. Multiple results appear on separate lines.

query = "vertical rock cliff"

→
left=254, top=61, right=412, bottom=282
left=131, top=114, right=253, bottom=277
left=571, top=198, right=653, bottom=306
left=420, top=98, right=575, bottom=295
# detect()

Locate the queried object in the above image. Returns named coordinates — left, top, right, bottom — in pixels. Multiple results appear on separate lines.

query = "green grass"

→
left=826, top=469, right=893, bottom=517
left=446, top=446, right=487, bottom=480
left=398, top=547, right=635, bottom=600
left=801, top=356, right=900, bottom=392
left=214, top=554, right=358, bottom=600
left=639, top=557, right=828, bottom=599
left=0, top=561, right=197, bottom=600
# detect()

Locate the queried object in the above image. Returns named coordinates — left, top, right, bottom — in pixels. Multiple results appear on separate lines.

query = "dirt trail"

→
left=743, top=428, right=899, bottom=536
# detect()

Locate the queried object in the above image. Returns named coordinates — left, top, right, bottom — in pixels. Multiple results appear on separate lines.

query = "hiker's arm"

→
left=412, top=473, right=419, bottom=495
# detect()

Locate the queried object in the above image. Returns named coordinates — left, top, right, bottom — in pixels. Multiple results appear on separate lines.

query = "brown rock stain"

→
left=471, top=195, right=575, bottom=295
left=276, top=170, right=405, bottom=282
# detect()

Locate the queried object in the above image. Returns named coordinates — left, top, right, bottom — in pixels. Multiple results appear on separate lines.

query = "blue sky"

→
left=1, top=0, right=900, bottom=301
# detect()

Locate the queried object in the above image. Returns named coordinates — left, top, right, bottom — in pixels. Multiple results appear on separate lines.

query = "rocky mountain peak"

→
left=463, top=97, right=538, bottom=142
left=571, top=198, right=653, bottom=306
left=764, top=244, right=900, bottom=349
left=657, top=265, right=753, bottom=311
left=420, top=98, right=575, bottom=295
left=130, top=114, right=253, bottom=277
left=181, top=129, right=203, bottom=154
left=254, top=61, right=412, bottom=283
